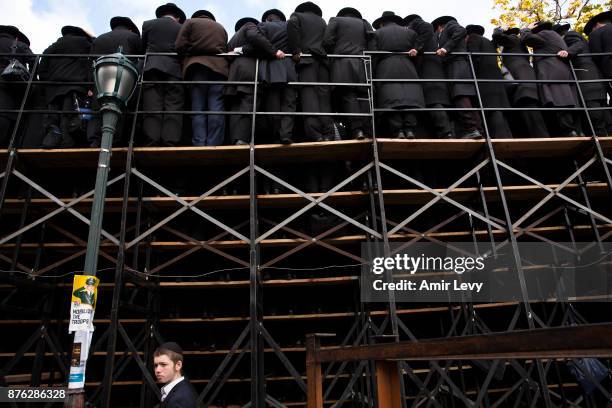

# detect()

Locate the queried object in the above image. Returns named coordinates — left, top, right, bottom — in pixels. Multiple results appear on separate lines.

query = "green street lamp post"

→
left=65, top=52, right=138, bottom=408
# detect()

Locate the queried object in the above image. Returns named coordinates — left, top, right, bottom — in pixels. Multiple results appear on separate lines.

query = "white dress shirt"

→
left=161, top=376, right=184, bottom=401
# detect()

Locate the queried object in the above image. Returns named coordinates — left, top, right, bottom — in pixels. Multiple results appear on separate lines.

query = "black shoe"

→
left=272, top=187, right=281, bottom=195
left=280, top=136, right=293, bottom=145
left=404, top=129, right=416, bottom=139
left=440, top=132, right=453, bottom=139
left=144, top=139, right=159, bottom=147
left=315, top=136, right=324, bottom=142
left=396, top=130, right=407, bottom=139
left=354, top=129, right=365, bottom=140
left=568, top=131, right=579, bottom=137
left=234, top=139, right=249, bottom=145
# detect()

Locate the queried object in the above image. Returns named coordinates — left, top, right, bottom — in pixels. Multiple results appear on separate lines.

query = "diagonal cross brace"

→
left=378, top=160, right=506, bottom=234
left=0, top=171, right=124, bottom=246
left=497, top=157, right=612, bottom=227
left=126, top=167, right=250, bottom=248
left=255, top=163, right=381, bottom=243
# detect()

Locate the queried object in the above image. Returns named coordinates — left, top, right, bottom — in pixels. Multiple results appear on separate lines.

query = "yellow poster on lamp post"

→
left=69, top=275, right=98, bottom=333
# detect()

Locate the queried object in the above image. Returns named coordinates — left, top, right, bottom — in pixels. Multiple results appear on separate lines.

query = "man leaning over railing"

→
left=38, top=26, right=94, bottom=149
left=0, top=25, right=33, bottom=148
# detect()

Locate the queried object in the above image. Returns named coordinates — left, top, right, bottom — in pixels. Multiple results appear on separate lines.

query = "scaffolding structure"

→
left=0, top=50, right=611, bottom=407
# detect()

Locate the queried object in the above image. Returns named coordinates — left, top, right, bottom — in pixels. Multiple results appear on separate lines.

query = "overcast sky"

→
left=1, top=0, right=500, bottom=53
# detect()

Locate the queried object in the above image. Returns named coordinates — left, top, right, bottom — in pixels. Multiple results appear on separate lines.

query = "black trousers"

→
left=485, top=111, right=512, bottom=139
left=228, top=92, right=254, bottom=144
left=453, top=96, right=482, bottom=133
left=384, top=111, right=417, bottom=135
left=0, top=81, right=16, bottom=147
left=515, top=98, right=549, bottom=138
left=44, top=92, right=84, bottom=148
left=428, top=103, right=452, bottom=137
left=142, top=70, right=184, bottom=145
left=261, top=85, right=297, bottom=143
left=556, top=110, right=578, bottom=135
left=584, top=100, right=609, bottom=136
left=337, top=87, right=369, bottom=136
left=297, top=61, right=334, bottom=140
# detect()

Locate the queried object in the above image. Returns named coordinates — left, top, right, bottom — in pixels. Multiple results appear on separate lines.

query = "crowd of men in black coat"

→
left=0, top=3, right=611, bottom=149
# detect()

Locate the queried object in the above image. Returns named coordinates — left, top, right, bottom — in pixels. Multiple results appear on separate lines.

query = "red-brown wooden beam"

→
left=314, top=323, right=612, bottom=363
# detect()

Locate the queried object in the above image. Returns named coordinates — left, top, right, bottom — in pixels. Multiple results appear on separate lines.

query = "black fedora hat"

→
left=403, top=14, right=422, bottom=26
left=431, top=16, right=457, bottom=29
left=262, top=9, right=286, bottom=22
left=337, top=7, right=362, bottom=19
left=552, top=22, right=571, bottom=34
left=0, top=26, right=30, bottom=45
left=504, top=27, right=520, bottom=35
left=584, top=10, right=612, bottom=35
left=466, top=24, right=485, bottom=36
left=373, top=11, right=404, bottom=29
left=156, top=3, right=186, bottom=23
left=61, top=26, right=93, bottom=39
left=192, top=10, right=216, bottom=21
left=295, top=2, right=322, bottom=17
left=532, top=20, right=553, bottom=34
left=16, top=30, right=30, bottom=46
left=110, top=16, right=140, bottom=35
left=0, top=25, right=19, bottom=38
left=235, top=17, right=258, bottom=32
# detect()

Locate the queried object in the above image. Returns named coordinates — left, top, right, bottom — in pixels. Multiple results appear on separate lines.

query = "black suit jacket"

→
left=142, top=17, right=183, bottom=79
left=91, top=28, right=142, bottom=56
left=39, top=33, right=92, bottom=102
left=588, top=23, right=612, bottom=79
left=160, top=378, right=198, bottom=408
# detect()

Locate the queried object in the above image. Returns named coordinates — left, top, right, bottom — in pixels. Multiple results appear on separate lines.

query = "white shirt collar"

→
left=161, top=376, right=184, bottom=401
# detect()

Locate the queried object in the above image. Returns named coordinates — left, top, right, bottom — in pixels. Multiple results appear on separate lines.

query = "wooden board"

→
left=2, top=182, right=607, bottom=213
left=2, top=137, right=609, bottom=169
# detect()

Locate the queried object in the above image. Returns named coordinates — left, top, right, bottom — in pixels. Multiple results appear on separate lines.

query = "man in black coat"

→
left=0, top=25, right=33, bottom=147
left=288, top=1, right=334, bottom=142
left=371, top=11, right=424, bottom=138
left=466, top=24, right=512, bottom=138
left=404, top=14, right=452, bottom=138
left=521, top=21, right=580, bottom=136
left=243, top=9, right=297, bottom=144
left=432, top=16, right=482, bottom=138
left=39, top=26, right=93, bottom=148
left=585, top=10, right=612, bottom=135
left=585, top=10, right=612, bottom=80
left=91, top=16, right=142, bottom=57
left=142, top=3, right=186, bottom=146
left=88, top=17, right=143, bottom=147
left=555, top=23, right=610, bottom=136
left=227, top=17, right=259, bottom=145
left=154, top=342, right=197, bottom=408
left=323, top=7, right=372, bottom=140
left=492, top=27, right=549, bottom=138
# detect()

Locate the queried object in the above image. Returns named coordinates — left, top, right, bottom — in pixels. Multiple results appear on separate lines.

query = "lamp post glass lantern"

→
left=93, top=52, right=138, bottom=108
